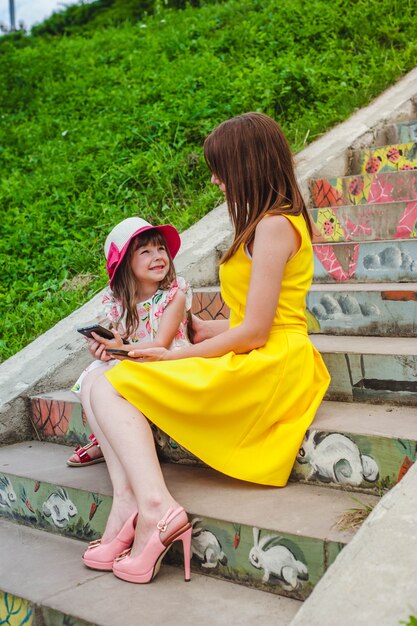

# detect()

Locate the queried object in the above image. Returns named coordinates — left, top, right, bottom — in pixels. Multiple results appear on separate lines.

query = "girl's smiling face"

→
left=211, top=173, right=226, bottom=195
left=131, top=242, right=169, bottom=288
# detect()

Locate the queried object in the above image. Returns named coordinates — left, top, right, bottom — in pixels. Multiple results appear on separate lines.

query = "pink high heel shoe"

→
left=82, top=512, right=138, bottom=571
left=113, top=506, right=192, bottom=584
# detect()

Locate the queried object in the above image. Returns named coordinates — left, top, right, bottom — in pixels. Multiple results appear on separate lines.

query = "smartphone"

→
left=77, top=324, right=128, bottom=343
left=106, top=348, right=132, bottom=357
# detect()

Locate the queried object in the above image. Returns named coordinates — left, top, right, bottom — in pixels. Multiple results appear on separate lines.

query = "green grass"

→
left=1, top=0, right=417, bottom=362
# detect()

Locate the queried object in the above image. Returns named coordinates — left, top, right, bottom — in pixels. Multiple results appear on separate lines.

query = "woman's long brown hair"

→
left=204, top=112, right=312, bottom=263
left=111, top=230, right=177, bottom=340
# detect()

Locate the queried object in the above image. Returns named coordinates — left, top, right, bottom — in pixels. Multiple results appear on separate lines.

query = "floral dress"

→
left=72, top=277, right=191, bottom=394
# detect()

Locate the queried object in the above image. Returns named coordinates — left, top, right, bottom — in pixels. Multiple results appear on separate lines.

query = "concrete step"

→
left=192, top=285, right=417, bottom=337
left=313, top=334, right=417, bottom=405
left=313, top=238, right=417, bottom=283
left=0, top=519, right=301, bottom=626
left=310, top=200, right=417, bottom=243
left=30, top=391, right=416, bottom=493
left=292, top=400, right=416, bottom=492
left=310, top=170, right=417, bottom=208
left=0, top=441, right=378, bottom=600
left=308, top=282, right=417, bottom=336
left=352, top=142, right=417, bottom=175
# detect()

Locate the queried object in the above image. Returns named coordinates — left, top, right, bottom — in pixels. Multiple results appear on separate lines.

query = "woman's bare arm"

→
left=130, top=215, right=299, bottom=361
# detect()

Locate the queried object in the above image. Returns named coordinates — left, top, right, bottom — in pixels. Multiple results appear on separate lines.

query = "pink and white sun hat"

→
left=104, top=217, right=181, bottom=287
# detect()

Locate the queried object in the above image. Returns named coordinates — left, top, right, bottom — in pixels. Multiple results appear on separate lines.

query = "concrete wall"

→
left=290, top=461, right=417, bottom=626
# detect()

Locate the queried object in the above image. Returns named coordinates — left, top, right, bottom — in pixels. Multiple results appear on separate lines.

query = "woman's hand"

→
left=127, top=347, right=171, bottom=362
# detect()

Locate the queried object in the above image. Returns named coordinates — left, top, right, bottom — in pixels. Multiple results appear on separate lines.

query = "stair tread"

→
left=0, top=441, right=378, bottom=543
left=0, top=519, right=300, bottom=626
left=311, top=334, right=417, bottom=354
left=32, top=390, right=417, bottom=439
left=315, top=400, right=417, bottom=438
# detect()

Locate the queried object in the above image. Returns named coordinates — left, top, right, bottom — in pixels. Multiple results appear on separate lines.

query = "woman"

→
left=84, top=112, right=330, bottom=584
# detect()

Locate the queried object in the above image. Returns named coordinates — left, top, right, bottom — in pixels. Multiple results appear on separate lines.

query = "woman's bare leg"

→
left=76, top=366, right=137, bottom=541
left=91, top=375, right=187, bottom=557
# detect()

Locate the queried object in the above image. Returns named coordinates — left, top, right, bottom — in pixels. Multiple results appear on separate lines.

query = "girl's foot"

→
left=67, top=435, right=105, bottom=467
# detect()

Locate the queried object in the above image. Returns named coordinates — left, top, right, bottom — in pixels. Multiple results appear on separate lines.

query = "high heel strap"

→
left=156, top=506, right=185, bottom=532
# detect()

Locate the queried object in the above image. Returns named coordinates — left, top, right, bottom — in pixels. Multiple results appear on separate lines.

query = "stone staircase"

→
left=1, top=119, right=416, bottom=626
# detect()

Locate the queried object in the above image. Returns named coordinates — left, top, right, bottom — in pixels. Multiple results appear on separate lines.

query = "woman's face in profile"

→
left=211, top=173, right=226, bottom=195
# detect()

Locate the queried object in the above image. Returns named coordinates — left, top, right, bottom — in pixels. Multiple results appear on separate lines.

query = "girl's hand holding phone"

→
left=91, top=328, right=125, bottom=352
left=87, top=338, right=113, bottom=362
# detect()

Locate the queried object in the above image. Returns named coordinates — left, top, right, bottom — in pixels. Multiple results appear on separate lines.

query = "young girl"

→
left=81, top=113, right=330, bottom=582
left=67, top=216, right=192, bottom=467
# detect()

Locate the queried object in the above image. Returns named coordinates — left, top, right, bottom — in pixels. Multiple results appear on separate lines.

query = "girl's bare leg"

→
left=75, top=366, right=137, bottom=541
left=91, top=376, right=187, bottom=557
left=68, top=366, right=108, bottom=464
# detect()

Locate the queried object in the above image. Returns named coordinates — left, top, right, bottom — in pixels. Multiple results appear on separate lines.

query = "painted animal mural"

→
left=0, top=476, right=17, bottom=509
left=191, top=518, right=228, bottom=569
left=297, top=430, right=379, bottom=487
left=42, top=488, right=78, bottom=528
left=249, top=528, right=308, bottom=589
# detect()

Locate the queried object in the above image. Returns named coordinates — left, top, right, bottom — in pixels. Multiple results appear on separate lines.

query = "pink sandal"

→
left=67, top=434, right=105, bottom=467
left=113, top=506, right=192, bottom=584
left=82, top=512, right=138, bottom=571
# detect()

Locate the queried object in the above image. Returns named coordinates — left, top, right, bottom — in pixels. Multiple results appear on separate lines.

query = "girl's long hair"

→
left=204, top=112, right=312, bottom=263
left=112, top=230, right=177, bottom=339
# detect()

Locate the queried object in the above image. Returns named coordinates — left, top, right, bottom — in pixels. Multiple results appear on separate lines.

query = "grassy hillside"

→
left=1, top=0, right=417, bottom=362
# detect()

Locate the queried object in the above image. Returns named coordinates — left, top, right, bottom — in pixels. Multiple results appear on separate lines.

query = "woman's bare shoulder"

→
left=255, top=213, right=297, bottom=239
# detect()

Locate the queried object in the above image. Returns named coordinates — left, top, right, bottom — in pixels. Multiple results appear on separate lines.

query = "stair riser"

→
left=166, top=514, right=340, bottom=600
left=310, top=202, right=417, bottom=243
left=322, top=352, right=417, bottom=406
left=353, top=142, right=417, bottom=175
left=30, top=394, right=416, bottom=491
left=313, top=239, right=417, bottom=283
left=0, top=592, right=91, bottom=626
left=292, top=430, right=416, bottom=493
left=0, top=473, right=340, bottom=600
left=156, top=428, right=416, bottom=494
left=0, top=593, right=34, bottom=626
left=0, top=474, right=112, bottom=542
left=194, top=288, right=417, bottom=337
left=310, top=170, right=417, bottom=208
left=307, top=289, right=417, bottom=336
left=387, top=120, right=417, bottom=144
left=31, top=395, right=93, bottom=447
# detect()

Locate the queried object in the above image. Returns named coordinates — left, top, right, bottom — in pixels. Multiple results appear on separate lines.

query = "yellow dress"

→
left=106, top=214, right=330, bottom=486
